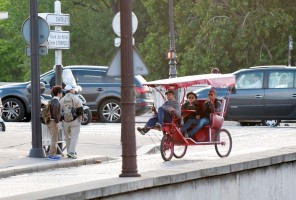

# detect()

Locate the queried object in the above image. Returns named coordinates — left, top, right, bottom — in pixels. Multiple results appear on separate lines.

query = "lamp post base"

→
left=119, top=171, right=141, bottom=177
left=28, top=148, right=46, bottom=158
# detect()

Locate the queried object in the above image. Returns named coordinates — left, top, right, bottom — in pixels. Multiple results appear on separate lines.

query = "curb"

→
left=0, top=143, right=160, bottom=179
left=0, top=156, right=115, bottom=179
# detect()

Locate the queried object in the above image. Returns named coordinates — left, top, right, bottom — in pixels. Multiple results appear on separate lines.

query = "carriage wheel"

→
left=173, top=144, right=187, bottom=159
left=160, top=134, right=174, bottom=161
left=214, top=129, right=232, bottom=157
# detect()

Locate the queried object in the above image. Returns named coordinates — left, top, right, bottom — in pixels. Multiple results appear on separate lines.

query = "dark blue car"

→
left=194, top=66, right=296, bottom=127
left=0, top=66, right=153, bottom=123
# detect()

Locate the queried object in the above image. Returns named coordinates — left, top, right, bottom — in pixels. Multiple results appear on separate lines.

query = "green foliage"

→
left=0, top=0, right=296, bottom=82
left=174, top=0, right=296, bottom=75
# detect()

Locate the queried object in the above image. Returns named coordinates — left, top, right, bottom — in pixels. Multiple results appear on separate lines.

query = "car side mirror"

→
left=26, top=82, right=46, bottom=94
left=40, top=78, right=46, bottom=84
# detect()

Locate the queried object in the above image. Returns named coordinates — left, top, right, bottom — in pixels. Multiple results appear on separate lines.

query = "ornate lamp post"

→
left=288, top=35, right=293, bottom=67
left=168, top=0, right=177, bottom=78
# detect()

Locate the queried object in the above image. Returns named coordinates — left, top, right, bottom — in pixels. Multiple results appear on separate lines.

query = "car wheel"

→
left=81, top=108, right=92, bottom=125
left=2, top=98, right=25, bottom=122
left=98, top=99, right=121, bottom=123
left=22, top=115, right=31, bottom=122
left=262, top=120, right=280, bottom=127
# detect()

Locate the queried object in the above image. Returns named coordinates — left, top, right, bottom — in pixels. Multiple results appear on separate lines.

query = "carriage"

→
left=145, top=73, right=235, bottom=161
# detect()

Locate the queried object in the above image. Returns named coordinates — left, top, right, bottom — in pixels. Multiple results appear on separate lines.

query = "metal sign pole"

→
left=28, top=0, right=46, bottom=158
left=54, top=0, right=63, bottom=86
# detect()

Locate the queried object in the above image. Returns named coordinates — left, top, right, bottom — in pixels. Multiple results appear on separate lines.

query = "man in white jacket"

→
left=59, top=85, right=83, bottom=159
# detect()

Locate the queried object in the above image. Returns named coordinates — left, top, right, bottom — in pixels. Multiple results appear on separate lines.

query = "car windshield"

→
left=40, top=70, right=54, bottom=84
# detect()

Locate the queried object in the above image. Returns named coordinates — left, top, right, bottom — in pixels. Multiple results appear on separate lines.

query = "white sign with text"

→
left=46, top=13, right=70, bottom=26
left=48, top=31, right=70, bottom=49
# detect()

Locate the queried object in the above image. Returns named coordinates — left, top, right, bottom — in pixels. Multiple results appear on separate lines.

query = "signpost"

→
left=108, top=11, right=148, bottom=76
left=107, top=47, right=148, bottom=76
left=21, top=17, right=50, bottom=45
left=28, top=0, right=46, bottom=158
left=38, top=1, right=71, bottom=87
left=22, top=0, right=70, bottom=158
left=112, top=12, right=138, bottom=37
left=21, top=16, right=50, bottom=56
left=48, top=30, right=70, bottom=49
left=46, top=13, right=70, bottom=26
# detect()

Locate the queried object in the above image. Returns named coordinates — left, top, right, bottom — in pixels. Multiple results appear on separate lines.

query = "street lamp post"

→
left=288, top=35, right=293, bottom=67
left=28, top=0, right=46, bottom=158
left=168, top=0, right=177, bottom=78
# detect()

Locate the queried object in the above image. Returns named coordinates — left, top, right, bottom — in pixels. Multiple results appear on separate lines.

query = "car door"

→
left=227, top=71, right=265, bottom=119
left=264, top=70, right=296, bottom=118
left=71, top=69, right=106, bottom=111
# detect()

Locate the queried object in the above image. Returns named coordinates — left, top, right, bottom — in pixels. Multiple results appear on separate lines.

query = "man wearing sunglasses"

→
left=137, top=90, right=181, bottom=135
left=181, top=89, right=221, bottom=138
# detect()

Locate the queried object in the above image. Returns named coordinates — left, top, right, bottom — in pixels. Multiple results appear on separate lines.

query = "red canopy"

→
left=145, top=73, right=235, bottom=90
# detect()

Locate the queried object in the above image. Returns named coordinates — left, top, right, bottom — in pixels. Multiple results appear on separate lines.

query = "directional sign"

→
left=48, top=31, right=70, bottom=49
left=107, top=47, right=149, bottom=76
left=46, top=13, right=70, bottom=26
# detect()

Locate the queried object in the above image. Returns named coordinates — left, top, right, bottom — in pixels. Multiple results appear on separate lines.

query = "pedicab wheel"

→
left=173, top=144, right=187, bottom=159
left=160, top=134, right=174, bottom=161
left=214, top=129, right=232, bottom=157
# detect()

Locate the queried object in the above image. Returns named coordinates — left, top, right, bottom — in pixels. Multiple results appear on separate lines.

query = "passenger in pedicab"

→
left=137, top=90, right=181, bottom=135
left=181, top=92, right=201, bottom=124
left=181, top=89, right=221, bottom=138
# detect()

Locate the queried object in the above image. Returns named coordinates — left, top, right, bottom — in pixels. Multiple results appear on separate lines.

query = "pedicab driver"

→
left=181, top=89, right=221, bottom=138
left=137, top=90, right=181, bottom=135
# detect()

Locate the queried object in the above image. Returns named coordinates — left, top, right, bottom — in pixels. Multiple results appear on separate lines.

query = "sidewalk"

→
left=0, top=141, right=160, bottom=179
left=0, top=119, right=294, bottom=179
left=1, top=120, right=296, bottom=199
left=1, top=145, right=296, bottom=199
left=0, top=115, right=154, bottom=179
left=0, top=153, right=114, bottom=179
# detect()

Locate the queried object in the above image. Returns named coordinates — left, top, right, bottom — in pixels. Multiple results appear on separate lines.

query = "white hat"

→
left=64, top=85, right=76, bottom=91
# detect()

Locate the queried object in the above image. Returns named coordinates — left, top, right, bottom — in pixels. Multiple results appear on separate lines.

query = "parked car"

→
left=194, top=65, right=296, bottom=126
left=0, top=65, right=153, bottom=123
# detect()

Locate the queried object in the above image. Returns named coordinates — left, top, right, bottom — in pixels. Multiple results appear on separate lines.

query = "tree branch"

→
left=206, top=16, right=230, bottom=27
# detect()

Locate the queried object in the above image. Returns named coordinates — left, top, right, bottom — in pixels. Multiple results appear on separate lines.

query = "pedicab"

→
left=145, top=73, right=235, bottom=161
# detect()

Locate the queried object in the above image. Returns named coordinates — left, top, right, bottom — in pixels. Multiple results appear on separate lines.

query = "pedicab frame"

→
left=145, top=73, right=236, bottom=161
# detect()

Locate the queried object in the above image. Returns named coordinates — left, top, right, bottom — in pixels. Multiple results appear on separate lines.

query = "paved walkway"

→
left=0, top=121, right=295, bottom=199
